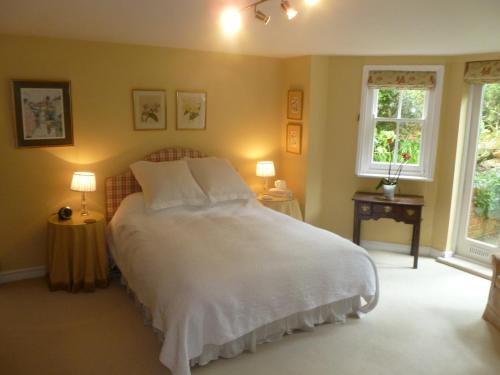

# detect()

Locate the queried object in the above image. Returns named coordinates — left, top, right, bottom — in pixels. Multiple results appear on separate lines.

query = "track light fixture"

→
left=280, top=0, right=298, bottom=20
left=255, top=8, right=271, bottom=24
left=220, top=7, right=242, bottom=35
left=221, top=0, right=320, bottom=35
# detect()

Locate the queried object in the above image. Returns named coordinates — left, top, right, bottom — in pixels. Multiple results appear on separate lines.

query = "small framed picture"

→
left=286, top=123, right=302, bottom=154
left=176, top=91, right=207, bottom=130
left=287, top=90, right=303, bottom=120
left=132, top=89, right=166, bottom=130
left=12, top=80, right=73, bottom=147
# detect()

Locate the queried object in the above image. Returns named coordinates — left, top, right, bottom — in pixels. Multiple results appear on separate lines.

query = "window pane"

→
left=397, top=122, right=422, bottom=165
left=376, top=89, right=399, bottom=118
left=467, top=83, right=500, bottom=245
left=481, top=82, right=500, bottom=137
left=373, top=121, right=396, bottom=162
left=401, top=90, right=426, bottom=119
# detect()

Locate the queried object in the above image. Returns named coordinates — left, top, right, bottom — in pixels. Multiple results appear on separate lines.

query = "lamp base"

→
left=80, top=192, right=89, bottom=216
left=263, top=177, right=269, bottom=193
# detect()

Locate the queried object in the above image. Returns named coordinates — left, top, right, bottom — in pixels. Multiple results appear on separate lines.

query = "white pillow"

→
left=130, top=160, right=208, bottom=211
left=187, top=158, right=255, bottom=203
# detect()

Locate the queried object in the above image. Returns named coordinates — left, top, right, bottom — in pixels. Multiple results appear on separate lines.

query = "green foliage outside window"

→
left=373, top=122, right=395, bottom=162
left=473, top=83, right=500, bottom=220
left=373, top=89, right=424, bottom=165
left=377, top=89, right=399, bottom=118
left=473, top=168, right=500, bottom=220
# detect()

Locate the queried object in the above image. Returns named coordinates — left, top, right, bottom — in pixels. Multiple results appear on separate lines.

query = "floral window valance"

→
left=464, top=60, right=500, bottom=84
left=368, top=70, right=436, bottom=89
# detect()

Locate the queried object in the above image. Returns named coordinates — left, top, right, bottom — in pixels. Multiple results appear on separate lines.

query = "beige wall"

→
left=304, top=56, right=329, bottom=226
left=280, top=56, right=310, bottom=212
left=0, top=35, right=283, bottom=272
left=2, top=33, right=499, bottom=272
left=304, top=53, right=500, bottom=252
left=318, top=56, right=446, bottom=248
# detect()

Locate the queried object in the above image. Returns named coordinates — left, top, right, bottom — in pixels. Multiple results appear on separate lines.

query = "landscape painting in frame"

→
left=12, top=80, right=73, bottom=147
left=287, top=89, right=303, bottom=120
left=176, top=91, right=207, bottom=130
left=286, top=123, right=302, bottom=154
left=132, top=89, right=166, bottom=130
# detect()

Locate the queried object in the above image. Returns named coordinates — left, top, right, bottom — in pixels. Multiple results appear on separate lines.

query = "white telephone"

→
left=274, top=180, right=288, bottom=189
left=269, top=180, right=292, bottom=199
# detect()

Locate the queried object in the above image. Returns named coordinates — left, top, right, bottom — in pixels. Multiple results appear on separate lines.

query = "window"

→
left=453, top=60, right=500, bottom=262
left=356, top=65, right=444, bottom=181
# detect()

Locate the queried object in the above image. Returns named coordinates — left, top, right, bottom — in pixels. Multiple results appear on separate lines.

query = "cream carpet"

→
left=1, top=251, right=499, bottom=375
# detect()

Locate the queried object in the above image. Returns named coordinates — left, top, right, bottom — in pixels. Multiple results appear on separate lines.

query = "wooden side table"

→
left=47, top=211, right=109, bottom=292
left=352, top=192, right=424, bottom=269
left=258, top=195, right=303, bottom=221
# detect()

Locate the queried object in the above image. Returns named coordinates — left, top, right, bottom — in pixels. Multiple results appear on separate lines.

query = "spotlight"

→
left=281, top=1, right=298, bottom=20
left=305, top=0, right=320, bottom=5
left=255, top=8, right=271, bottom=24
left=220, top=7, right=241, bottom=35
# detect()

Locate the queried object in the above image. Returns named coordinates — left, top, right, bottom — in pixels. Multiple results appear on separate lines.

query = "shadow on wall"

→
left=43, top=140, right=278, bottom=198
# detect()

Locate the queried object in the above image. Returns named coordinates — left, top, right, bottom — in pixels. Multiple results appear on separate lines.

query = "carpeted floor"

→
left=1, top=251, right=499, bottom=375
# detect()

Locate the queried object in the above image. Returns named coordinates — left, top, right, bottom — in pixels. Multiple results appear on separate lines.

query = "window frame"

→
left=356, top=65, right=445, bottom=181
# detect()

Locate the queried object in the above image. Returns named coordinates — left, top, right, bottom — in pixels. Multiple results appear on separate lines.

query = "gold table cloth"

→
left=47, top=211, right=109, bottom=292
left=258, top=196, right=303, bottom=221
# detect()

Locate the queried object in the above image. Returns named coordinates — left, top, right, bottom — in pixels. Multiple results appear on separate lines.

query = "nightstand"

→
left=47, top=210, right=109, bottom=292
left=352, top=192, right=424, bottom=269
left=257, top=195, right=303, bottom=221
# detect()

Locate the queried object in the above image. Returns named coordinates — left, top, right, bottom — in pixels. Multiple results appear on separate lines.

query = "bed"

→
left=106, top=147, right=379, bottom=375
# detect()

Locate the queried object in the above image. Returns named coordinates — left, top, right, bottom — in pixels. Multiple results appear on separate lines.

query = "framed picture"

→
left=176, top=91, right=207, bottom=130
left=287, top=89, right=303, bottom=120
left=132, top=89, right=166, bottom=130
left=12, top=80, right=73, bottom=147
left=286, top=123, right=302, bottom=154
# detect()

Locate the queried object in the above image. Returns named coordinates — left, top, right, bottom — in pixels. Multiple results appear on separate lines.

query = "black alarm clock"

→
left=58, top=206, right=73, bottom=220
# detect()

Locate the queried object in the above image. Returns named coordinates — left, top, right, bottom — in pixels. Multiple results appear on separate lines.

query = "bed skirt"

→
left=120, top=276, right=363, bottom=370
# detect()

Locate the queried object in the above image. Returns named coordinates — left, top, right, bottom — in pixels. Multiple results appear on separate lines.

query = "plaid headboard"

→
left=105, top=147, right=205, bottom=221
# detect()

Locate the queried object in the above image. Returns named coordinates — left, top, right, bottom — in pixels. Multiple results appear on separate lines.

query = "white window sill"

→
left=437, top=255, right=493, bottom=280
left=356, top=172, right=434, bottom=182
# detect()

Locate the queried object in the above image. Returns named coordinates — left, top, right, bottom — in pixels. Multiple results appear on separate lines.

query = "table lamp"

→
left=256, top=161, right=275, bottom=192
left=71, top=172, right=96, bottom=216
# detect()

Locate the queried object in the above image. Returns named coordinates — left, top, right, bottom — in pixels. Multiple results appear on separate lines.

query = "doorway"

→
left=455, top=83, right=499, bottom=263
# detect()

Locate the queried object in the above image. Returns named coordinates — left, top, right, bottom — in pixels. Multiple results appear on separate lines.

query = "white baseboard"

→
left=0, top=266, right=46, bottom=284
left=433, top=249, right=454, bottom=259
left=360, top=240, right=452, bottom=259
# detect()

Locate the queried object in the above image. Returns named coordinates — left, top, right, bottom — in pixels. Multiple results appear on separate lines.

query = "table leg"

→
left=353, top=206, right=361, bottom=245
left=411, top=221, right=421, bottom=269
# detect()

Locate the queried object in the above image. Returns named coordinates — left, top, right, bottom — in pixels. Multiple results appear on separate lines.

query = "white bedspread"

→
left=108, top=193, right=379, bottom=375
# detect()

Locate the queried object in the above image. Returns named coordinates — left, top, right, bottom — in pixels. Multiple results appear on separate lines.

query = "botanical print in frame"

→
left=12, top=80, right=73, bottom=147
left=286, top=123, right=302, bottom=154
left=132, top=90, right=166, bottom=130
left=176, top=91, right=207, bottom=130
left=287, top=90, right=303, bottom=120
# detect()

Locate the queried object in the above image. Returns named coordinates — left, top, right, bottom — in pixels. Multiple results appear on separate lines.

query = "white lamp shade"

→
left=71, top=172, right=96, bottom=192
left=256, top=161, right=275, bottom=177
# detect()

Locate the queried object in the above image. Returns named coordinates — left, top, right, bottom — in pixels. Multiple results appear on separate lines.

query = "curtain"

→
left=368, top=70, right=436, bottom=89
left=464, top=60, right=500, bottom=84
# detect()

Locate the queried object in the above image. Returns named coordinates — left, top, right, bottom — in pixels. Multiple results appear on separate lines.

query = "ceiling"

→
left=1, top=0, right=499, bottom=57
